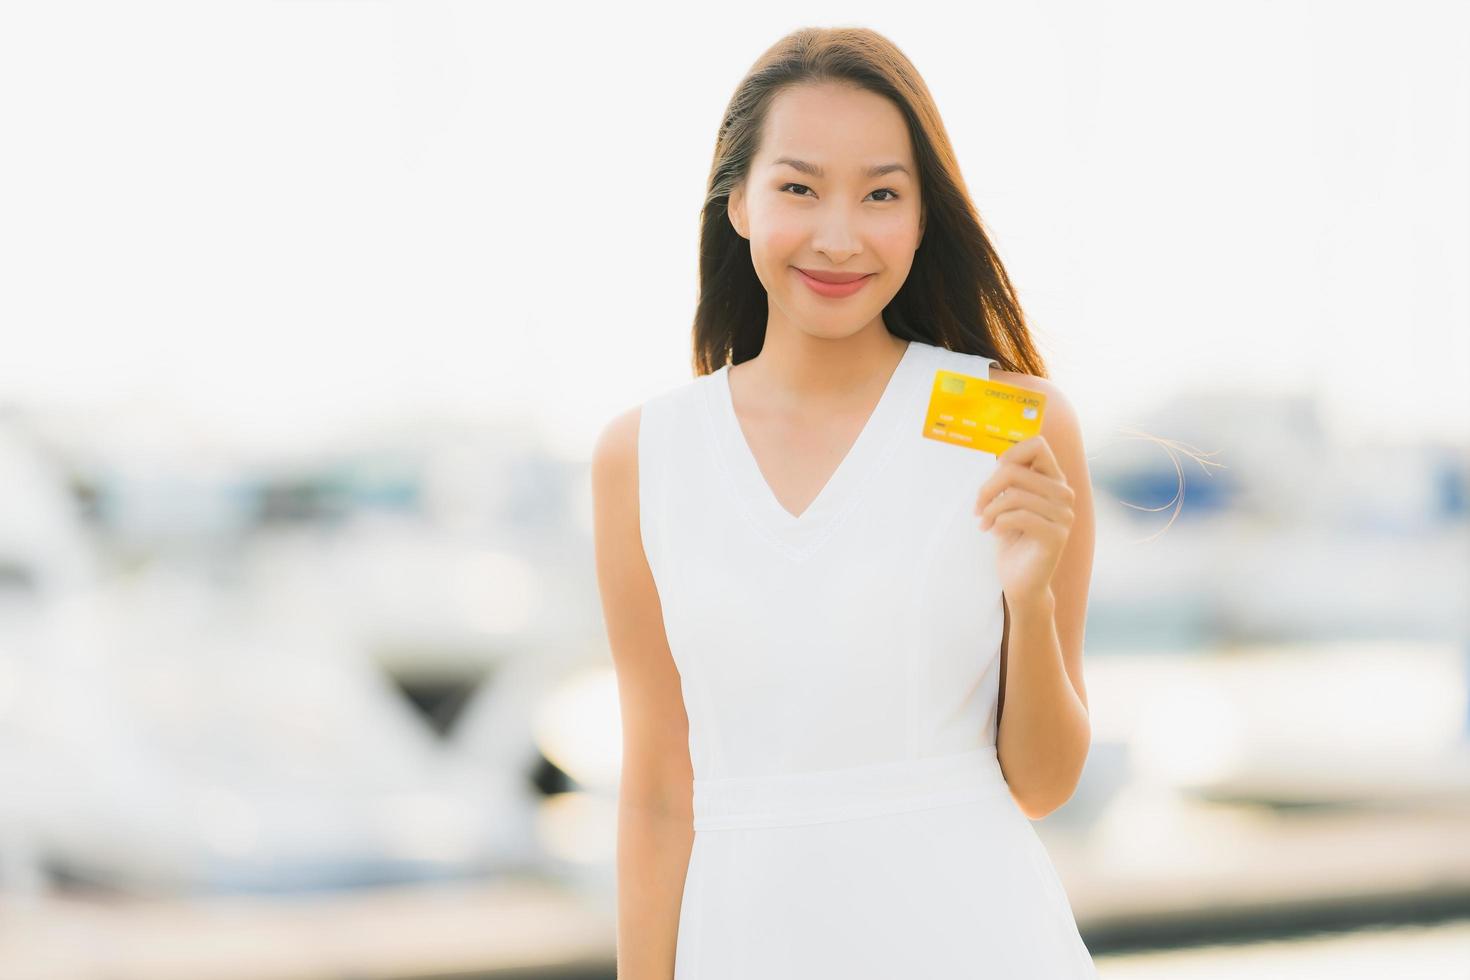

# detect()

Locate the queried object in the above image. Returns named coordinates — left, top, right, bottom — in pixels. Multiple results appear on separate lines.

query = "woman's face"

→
left=728, top=82, right=924, bottom=342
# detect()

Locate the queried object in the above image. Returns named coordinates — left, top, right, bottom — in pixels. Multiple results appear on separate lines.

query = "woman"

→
left=591, top=26, right=1098, bottom=978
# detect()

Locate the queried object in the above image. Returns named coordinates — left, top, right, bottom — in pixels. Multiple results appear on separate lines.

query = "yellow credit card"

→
left=921, top=368, right=1045, bottom=455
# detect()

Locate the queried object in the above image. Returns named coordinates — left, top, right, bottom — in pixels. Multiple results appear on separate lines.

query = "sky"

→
left=1, top=0, right=1466, bottom=462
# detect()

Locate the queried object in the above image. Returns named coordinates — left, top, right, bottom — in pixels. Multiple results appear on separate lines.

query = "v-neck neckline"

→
left=706, top=339, right=929, bottom=556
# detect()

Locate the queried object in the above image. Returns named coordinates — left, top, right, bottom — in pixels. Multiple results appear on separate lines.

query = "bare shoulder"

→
left=590, top=403, right=643, bottom=496
left=594, top=402, right=640, bottom=458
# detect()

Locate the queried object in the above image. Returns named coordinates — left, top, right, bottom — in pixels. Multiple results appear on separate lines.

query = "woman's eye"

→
left=778, top=183, right=900, bottom=202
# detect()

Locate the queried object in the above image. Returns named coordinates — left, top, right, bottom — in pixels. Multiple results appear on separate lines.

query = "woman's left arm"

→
left=973, top=380, right=1096, bottom=819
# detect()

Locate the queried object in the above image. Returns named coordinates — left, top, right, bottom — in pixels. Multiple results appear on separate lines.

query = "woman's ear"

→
left=728, top=183, right=749, bottom=241
left=917, top=204, right=925, bottom=249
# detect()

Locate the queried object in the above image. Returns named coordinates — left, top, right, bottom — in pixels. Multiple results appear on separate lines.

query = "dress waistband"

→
left=692, top=744, right=1010, bottom=831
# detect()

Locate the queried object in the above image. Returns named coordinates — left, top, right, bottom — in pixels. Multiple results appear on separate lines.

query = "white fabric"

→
left=638, top=337, right=1098, bottom=977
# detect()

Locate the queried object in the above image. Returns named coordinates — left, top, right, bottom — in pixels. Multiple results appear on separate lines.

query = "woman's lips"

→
left=794, top=267, right=874, bottom=298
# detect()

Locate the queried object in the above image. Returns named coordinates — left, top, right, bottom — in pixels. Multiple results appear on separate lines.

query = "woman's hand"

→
left=973, top=435, right=1076, bottom=605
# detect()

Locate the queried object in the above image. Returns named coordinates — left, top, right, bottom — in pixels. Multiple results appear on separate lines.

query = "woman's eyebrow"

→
left=770, top=156, right=911, bottom=179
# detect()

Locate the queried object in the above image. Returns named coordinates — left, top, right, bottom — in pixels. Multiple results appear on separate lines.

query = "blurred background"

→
left=2, top=1, right=1467, bottom=977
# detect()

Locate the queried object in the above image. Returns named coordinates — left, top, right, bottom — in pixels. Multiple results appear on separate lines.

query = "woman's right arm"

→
left=590, top=404, right=695, bottom=980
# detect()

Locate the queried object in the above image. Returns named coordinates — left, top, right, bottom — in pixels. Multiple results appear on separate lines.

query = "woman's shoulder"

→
left=925, top=342, right=1060, bottom=399
left=649, top=367, right=720, bottom=406
left=924, top=341, right=1000, bottom=374
left=592, top=371, right=716, bottom=473
left=634, top=371, right=718, bottom=447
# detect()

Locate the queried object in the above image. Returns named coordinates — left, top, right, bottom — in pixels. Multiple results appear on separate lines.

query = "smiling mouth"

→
left=796, top=268, right=875, bottom=284
left=794, top=268, right=875, bottom=297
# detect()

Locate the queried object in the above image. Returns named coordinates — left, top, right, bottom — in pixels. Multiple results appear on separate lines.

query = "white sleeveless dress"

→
left=637, top=337, right=1098, bottom=978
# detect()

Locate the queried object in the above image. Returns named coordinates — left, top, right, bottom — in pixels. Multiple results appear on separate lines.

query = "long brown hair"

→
left=692, top=27, right=1048, bottom=380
